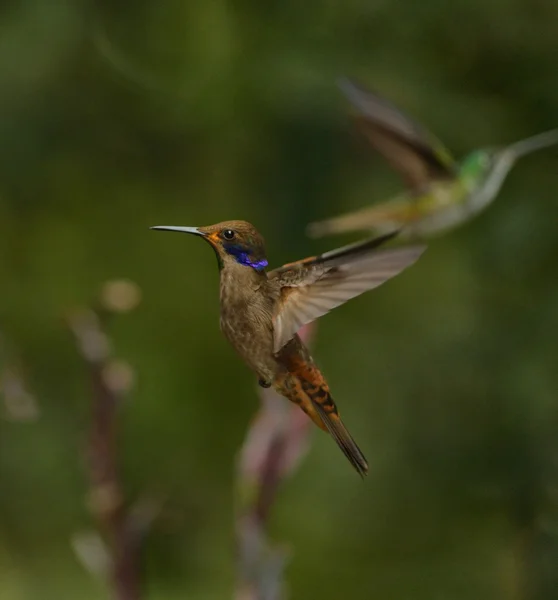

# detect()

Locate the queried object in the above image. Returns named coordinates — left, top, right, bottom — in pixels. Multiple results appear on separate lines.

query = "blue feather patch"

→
left=224, top=244, right=268, bottom=271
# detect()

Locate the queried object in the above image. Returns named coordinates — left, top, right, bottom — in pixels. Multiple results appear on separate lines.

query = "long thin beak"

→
left=150, top=226, right=206, bottom=236
left=507, top=128, right=558, bottom=159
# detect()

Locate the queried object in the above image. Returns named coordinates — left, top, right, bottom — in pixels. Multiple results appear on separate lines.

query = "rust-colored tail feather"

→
left=277, top=352, right=369, bottom=477
left=311, top=398, right=369, bottom=478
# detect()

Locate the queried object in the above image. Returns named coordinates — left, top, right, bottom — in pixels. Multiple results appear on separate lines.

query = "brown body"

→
left=152, top=220, right=426, bottom=476
left=220, top=265, right=334, bottom=432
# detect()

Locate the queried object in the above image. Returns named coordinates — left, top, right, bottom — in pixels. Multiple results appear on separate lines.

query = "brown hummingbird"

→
left=151, top=221, right=425, bottom=476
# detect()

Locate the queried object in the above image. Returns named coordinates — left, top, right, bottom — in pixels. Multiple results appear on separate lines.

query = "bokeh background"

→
left=2, top=1, right=558, bottom=598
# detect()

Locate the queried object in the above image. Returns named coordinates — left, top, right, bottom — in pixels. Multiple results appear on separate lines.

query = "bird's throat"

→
left=224, top=243, right=268, bottom=271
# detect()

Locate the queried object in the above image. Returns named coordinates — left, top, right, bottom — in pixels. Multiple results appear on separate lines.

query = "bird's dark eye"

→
left=222, top=229, right=235, bottom=240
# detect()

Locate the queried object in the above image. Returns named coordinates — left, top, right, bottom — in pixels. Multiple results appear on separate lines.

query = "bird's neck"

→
left=219, top=261, right=267, bottom=307
left=220, top=260, right=266, bottom=287
left=467, top=155, right=515, bottom=213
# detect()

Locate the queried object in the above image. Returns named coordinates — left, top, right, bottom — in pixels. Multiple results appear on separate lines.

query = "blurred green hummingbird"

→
left=307, top=78, right=558, bottom=240
left=151, top=221, right=425, bottom=476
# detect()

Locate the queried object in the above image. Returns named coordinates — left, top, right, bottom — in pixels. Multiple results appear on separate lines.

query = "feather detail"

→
left=338, top=77, right=457, bottom=192
left=270, top=236, right=426, bottom=353
left=276, top=351, right=368, bottom=477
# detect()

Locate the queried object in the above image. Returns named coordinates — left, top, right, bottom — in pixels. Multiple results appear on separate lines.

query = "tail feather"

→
left=311, top=399, right=369, bottom=478
left=277, top=351, right=369, bottom=477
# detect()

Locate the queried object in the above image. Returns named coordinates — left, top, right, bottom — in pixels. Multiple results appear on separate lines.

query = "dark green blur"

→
left=1, top=1, right=558, bottom=598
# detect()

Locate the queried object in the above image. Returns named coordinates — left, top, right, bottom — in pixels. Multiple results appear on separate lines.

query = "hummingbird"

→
left=151, top=221, right=425, bottom=476
left=307, top=78, right=558, bottom=240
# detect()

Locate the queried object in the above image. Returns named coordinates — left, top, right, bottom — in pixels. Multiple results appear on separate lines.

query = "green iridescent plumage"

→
left=307, top=78, right=558, bottom=240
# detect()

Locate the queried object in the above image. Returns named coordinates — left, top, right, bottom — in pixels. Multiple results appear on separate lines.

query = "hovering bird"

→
left=151, top=221, right=425, bottom=476
left=307, top=78, right=558, bottom=240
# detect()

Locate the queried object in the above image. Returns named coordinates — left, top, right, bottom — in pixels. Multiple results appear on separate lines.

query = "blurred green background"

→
left=1, top=0, right=558, bottom=598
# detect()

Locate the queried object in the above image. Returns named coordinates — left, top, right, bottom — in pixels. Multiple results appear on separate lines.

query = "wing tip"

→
left=409, top=244, right=428, bottom=262
left=337, top=75, right=359, bottom=94
left=383, top=243, right=428, bottom=271
left=337, top=75, right=375, bottom=99
left=306, top=220, right=327, bottom=239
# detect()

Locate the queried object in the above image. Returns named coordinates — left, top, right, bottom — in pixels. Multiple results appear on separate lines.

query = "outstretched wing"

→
left=268, top=232, right=426, bottom=353
left=339, top=77, right=457, bottom=192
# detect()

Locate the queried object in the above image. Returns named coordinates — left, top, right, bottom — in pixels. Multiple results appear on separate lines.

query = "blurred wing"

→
left=339, top=78, right=457, bottom=192
left=269, top=233, right=425, bottom=352
left=306, top=195, right=424, bottom=239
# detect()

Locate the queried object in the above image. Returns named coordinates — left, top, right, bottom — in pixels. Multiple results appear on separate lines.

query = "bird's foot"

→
left=258, top=378, right=272, bottom=388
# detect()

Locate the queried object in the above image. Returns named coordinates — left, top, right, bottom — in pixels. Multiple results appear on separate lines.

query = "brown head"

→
left=151, top=220, right=268, bottom=271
